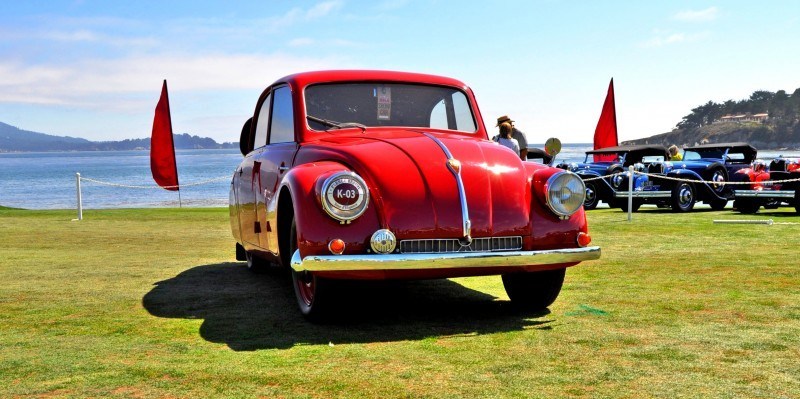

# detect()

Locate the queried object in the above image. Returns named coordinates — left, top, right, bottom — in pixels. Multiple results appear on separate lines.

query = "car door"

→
left=238, top=93, right=272, bottom=249
left=253, top=85, right=298, bottom=255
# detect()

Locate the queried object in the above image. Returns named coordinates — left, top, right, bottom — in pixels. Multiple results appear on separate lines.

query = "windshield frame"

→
left=302, top=82, right=479, bottom=134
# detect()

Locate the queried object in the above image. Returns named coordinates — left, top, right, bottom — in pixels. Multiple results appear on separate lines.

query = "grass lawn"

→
left=1, top=205, right=798, bottom=398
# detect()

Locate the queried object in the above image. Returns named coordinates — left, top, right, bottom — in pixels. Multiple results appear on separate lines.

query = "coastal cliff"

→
left=621, top=123, right=800, bottom=150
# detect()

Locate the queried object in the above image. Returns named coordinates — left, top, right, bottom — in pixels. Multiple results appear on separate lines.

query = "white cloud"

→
left=0, top=53, right=352, bottom=110
left=674, top=7, right=719, bottom=22
left=641, top=31, right=709, bottom=48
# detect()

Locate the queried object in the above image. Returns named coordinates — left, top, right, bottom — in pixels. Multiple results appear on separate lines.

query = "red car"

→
left=732, top=157, right=800, bottom=213
left=229, top=70, right=600, bottom=320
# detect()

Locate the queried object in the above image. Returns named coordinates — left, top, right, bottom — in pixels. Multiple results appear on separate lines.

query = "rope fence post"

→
left=75, top=172, right=83, bottom=221
left=627, top=165, right=634, bottom=222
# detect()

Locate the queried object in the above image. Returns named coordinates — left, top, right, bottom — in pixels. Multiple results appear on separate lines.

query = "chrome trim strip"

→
left=733, top=190, right=795, bottom=199
left=290, top=246, right=601, bottom=272
left=422, top=132, right=471, bottom=241
left=614, top=190, right=671, bottom=198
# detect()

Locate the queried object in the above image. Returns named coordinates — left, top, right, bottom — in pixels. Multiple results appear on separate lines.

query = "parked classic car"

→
left=615, top=143, right=756, bottom=212
left=731, top=157, right=800, bottom=214
left=556, top=145, right=669, bottom=210
left=228, top=70, right=600, bottom=320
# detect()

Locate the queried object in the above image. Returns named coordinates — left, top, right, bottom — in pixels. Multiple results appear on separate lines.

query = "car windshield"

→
left=304, top=83, right=477, bottom=132
left=684, top=149, right=724, bottom=160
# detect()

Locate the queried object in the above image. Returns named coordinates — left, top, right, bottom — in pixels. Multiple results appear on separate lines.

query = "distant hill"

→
left=623, top=88, right=800, bottom=150
left=0, top=121, right=238, bottom=152
left=621, top=123, right=800, bottom=150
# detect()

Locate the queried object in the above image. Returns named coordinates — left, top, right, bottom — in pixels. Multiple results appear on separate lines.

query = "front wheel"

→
left=502, top=269, right=566, bottom=311
left=288, top=218, right=332, bottom=321
left=671, top=182, right=695, bottom=212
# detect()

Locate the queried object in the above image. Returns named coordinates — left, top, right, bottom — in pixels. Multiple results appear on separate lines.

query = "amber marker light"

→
left=577, top=232, right=592, bottom=247
left=328, top=239, right=346, bottom=255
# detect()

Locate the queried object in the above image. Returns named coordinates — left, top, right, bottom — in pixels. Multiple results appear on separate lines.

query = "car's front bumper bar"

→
left=290, top=246, right=601, bottom=272
left=734, top=190, right=795, bottom=199
left=614, top=190, right=671, bottom=198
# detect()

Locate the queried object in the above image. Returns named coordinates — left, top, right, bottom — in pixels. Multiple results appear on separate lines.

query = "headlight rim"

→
left=544, top=171, right=586, bottom=218
left=320, top=171, right=370, bottom=222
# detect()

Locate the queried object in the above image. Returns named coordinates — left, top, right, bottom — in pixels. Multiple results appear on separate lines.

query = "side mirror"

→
left=544, top=137, right=562, bottom=165
left=239, top=117, right=253, bottom=156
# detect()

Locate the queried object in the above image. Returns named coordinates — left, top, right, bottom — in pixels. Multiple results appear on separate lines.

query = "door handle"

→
left=279, top=165, right=290, bottom=172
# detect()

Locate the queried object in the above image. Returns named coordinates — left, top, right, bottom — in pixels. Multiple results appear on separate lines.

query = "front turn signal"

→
left=577, top=232, right=592, bottom=247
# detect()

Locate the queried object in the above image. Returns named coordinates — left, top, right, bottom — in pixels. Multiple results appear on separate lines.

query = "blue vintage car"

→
left=615, top=143, right=757, bottom=212
left=556, top=145, right=669, bottom=209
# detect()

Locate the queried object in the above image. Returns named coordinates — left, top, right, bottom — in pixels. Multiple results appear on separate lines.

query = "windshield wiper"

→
left=307, top=115, right=367, bottom=133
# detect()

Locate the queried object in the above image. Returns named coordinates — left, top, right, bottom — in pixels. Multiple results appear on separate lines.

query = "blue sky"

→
left=1, top=1, right=799, bottom=144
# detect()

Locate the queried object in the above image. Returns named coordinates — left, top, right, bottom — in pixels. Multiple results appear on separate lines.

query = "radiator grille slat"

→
left=399, top=236, right=523, bottom=254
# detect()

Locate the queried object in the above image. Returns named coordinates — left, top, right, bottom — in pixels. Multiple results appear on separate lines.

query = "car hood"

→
left=298, top=130, right=532, bottom=239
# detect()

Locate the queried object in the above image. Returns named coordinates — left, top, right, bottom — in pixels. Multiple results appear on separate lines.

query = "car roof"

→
left=586, top=144, right=668, bottom=155
left=683, top=142, right=758, bottom=160
left=274, top=70, right=469, bottom=90
left=683, top=142, right=757, bottom=152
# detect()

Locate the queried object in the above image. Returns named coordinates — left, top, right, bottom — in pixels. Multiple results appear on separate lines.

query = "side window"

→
left=452, top=92, right=476, bottom=131
left=427, top=92, right=476, bottom=132
left=253, top=93, right=271, bottom=149
left=269, top=86, right=294, bottom=144
left=429, top=100, right=447, bottom=129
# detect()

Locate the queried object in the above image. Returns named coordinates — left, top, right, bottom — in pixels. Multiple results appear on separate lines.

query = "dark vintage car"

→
left=556, top=145, right=669, bottom=210
left=616, top=143, right=756, bottom=212
left=731, top=157, right=800, bottom=214
left=228, top=70, right=600, bottom=320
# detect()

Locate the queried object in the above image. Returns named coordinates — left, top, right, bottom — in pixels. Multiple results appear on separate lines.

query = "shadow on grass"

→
left=142, top=263, right=552, bottom=351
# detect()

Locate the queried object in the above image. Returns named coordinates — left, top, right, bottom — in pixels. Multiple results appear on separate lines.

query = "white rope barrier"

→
left=580, top=171, right=800, bottom=185
left=73, top=173, right=231, bottom=220
left=78, top=175, right=230, bottom=189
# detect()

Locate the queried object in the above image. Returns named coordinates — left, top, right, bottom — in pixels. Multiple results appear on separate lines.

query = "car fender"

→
left=275, top=161, right=382, bottom=260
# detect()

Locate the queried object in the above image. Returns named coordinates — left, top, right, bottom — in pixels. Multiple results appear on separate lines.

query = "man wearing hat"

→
left=494, top=115, right=528, bottom=159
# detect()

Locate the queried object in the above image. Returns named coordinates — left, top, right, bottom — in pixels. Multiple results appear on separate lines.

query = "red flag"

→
left=593, top=78, right=618, bottom=162
left=151, top=80, right=179, bottom=191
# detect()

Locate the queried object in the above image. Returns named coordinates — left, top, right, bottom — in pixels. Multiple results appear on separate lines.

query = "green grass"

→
left=1, top=206, right=799, bottom=398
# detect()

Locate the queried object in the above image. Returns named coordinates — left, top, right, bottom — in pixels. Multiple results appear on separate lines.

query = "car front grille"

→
left=398, top=236, right=523, bottom=254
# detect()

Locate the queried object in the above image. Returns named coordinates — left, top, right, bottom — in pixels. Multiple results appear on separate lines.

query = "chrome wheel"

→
left=671, top=182, right=695, bottom=212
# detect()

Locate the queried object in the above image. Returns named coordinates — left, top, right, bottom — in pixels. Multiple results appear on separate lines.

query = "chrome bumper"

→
left=290, top=246, right=601, bottom=272
left=734, top=190, right=795, bottom=199
left=614, top=190, right=671, bottom=198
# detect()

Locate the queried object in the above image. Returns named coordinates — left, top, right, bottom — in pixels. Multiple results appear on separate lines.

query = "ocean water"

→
left=0, top=149, right=241, bottom=210
left=1, top=144, right=796, bottom=210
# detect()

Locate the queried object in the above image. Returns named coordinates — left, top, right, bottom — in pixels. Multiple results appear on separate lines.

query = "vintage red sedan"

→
left=229, top=70, right=600, bottom=320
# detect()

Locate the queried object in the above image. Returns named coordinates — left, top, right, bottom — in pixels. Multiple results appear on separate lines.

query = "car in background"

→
left=228, top=70, right=600, bottom=320
left=616, top=143, right=756, bottom=212
left=731, top=157, right=800, bottom=214
left=556, top=145, right=669, bottom=210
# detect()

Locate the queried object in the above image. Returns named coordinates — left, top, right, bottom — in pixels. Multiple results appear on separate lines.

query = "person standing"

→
left=668, top=145, right=683, bottom=161
left=496, top=115, right=527, bottom=160
left=494, top=122, right=520, bottom=155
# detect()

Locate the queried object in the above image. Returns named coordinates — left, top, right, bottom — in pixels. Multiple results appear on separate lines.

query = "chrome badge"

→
left=370, top=229, right=397, bottom=254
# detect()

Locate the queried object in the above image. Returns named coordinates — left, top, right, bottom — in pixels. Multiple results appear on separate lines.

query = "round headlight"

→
left=568, top=162, right=579, bottom=172
left=545, top=172, right=586, bottom=218
left=320, top=171, right=369, bottom=222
